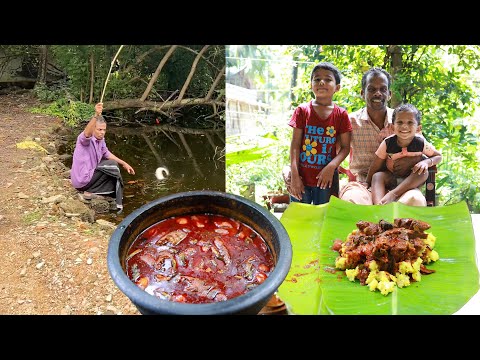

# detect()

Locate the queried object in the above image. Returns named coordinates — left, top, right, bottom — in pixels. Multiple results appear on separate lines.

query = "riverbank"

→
left=0, top=92, right=139, bottom=315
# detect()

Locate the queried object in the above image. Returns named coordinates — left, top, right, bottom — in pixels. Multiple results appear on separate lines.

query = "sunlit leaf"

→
left=226, top=145, right=274, bottom=165
left=278, top=196, right=479, bottom=315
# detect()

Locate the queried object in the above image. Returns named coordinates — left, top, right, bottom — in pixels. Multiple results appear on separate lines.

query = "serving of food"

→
left=108, top=190, right=292, bottom=315
left=332, top=217, right=439, bottom=295
left=277, top=197, right=478, bottom=314
left=125, top=213, right=275, bottom=304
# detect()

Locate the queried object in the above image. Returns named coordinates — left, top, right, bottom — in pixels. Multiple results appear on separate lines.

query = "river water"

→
left=62, top=124, right=225, bottom=222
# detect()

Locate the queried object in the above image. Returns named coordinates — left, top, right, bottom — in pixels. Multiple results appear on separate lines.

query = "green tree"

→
left=9, top=45, right=223, bottom=129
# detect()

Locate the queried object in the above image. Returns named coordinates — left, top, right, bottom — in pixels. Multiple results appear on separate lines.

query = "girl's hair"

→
left=311, top=62, right=342, bottom=84
left=392, top=103, right=422, bottom=124
left=361, top=67, right=392, bottom=91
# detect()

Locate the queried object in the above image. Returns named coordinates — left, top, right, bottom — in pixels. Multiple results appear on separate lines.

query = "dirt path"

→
left=0, top=92, right=139, bottom=315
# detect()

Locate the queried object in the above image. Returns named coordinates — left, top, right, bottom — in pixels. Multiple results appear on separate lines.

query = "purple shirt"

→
left=70, top=131, right=112, bottom=189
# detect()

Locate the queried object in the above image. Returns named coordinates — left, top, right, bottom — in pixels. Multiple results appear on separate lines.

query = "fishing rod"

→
left=100, top=45, right=124, bottom=103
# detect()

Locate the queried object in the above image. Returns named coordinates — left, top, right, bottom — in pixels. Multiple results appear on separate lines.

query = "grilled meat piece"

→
left=420, top=264, right=436, bottom=274
left=394, top=218, right=431, bottom=232
left=379, top=219, right=394, bottom=231
left=356, top=221, right=382, bottom=235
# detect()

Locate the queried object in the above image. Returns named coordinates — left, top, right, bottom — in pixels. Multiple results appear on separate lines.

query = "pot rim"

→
left=107, top=190, right=292, bottom=315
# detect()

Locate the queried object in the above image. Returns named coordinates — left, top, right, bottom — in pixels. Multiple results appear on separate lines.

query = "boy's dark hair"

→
left=361, top=67, right=392, bottom=91
left=392, top=103, right=422, bottom=124
left=311, top=62, right=342, bottom=84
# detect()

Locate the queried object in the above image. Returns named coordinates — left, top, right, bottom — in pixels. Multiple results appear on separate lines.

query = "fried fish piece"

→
left=157, top=229, right=188, bottom=246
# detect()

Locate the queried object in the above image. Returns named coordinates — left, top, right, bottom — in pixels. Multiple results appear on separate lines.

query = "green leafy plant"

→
left=30, top=99, right=94, bottom=128
left=226, top=126, right=290, bottom=203
left=33, top=82, right=69, bottom=102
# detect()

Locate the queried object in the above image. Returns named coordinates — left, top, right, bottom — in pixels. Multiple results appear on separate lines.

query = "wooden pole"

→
left=100, top=45, right=124, bottom=103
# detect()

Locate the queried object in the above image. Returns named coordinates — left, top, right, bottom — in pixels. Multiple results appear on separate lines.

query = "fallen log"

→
left=106, top=123, right=223, bottom=136
left=103, top=98, right=224, bottom=112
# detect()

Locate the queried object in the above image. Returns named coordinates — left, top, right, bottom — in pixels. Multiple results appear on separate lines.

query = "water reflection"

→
left=64, top=124, right=225, bottom=222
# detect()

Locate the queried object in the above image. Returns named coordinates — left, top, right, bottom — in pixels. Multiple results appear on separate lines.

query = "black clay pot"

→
left=107, top=190, right=292, bottom=315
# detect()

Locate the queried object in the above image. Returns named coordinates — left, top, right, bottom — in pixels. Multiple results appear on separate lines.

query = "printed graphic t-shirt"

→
left=288, top=101, right=352, bottom=187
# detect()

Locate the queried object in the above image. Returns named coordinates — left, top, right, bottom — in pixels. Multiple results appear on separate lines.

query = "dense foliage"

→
left=0, top=45, right=225, bottom=128
left=48, top=45, right=225, bottom=103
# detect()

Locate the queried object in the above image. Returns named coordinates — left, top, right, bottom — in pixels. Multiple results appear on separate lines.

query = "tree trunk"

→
left=290, top=61, right=298, bottom=102
left=89, top=52, right=94, bottom=104
left=124, top=45, right=165, bottom=73
left=140, top=45, right=178, bottom=102
left=104, top=98, right=224, bottom=112
left=107, top=123, right=223, bottom=136
left=37, top=45, right=48, bottom=85
left=178, top=45, right=209, bottom=101
left=205, top=65, right=225, bottom=100
left=388, top=45, right=403, bottom=108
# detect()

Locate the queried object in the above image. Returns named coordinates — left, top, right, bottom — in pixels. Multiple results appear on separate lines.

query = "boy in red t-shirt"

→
left=288, top=62, right=352, bottom=205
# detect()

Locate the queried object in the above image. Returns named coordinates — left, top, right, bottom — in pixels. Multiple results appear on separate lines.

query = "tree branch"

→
left=177, top=45, right=222, bottom=71
left=104, top=97, right=224, bottom=111
left=107, top=124, right=223, bottom=136
left=178, top=45, right=209, bottom=101
left=205, top=65, right=225, bottom=100
left=123, top=45, right=167, bottom=73
left=140, top=45, right=178, bottom=102
left=124, top=45, right=220, bottom=74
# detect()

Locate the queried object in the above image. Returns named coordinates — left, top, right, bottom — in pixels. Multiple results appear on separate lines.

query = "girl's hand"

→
left=378, top=191, right=399, bottom=205
left=411, top=159, right=430, bottom=175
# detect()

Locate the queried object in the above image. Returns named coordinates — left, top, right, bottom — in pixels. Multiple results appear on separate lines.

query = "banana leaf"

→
left=226, top=145, right=273, bottom=165
left=277, top=196, right=480, bottom=315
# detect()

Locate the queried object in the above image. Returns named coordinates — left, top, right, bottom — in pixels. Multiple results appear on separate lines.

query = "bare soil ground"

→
left=0, top=92, right=139, bottom=315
